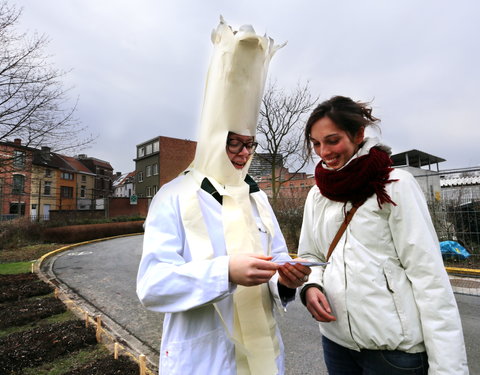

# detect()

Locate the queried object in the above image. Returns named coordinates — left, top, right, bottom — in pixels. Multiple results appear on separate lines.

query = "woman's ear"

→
left=354, top=126, right=365, bottom=145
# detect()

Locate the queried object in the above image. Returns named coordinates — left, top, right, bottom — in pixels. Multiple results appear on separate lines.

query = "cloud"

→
left=12, top=0, right=480, bottom=172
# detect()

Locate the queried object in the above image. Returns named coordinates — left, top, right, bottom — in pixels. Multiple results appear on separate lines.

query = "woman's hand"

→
left=305, top=287, right=336, bottom=322
left=229, top=254, right=278, bottom=286
left=277, top=260, right=312, bottom=289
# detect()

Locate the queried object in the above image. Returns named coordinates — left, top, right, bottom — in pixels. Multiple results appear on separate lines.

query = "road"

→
left=42, top=235, right=478, bottom=374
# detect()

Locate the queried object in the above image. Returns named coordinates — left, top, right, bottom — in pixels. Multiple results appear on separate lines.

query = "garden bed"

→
left=0, top=273, right=53, bottom=303
left=0, top=272, right=141, bottom=374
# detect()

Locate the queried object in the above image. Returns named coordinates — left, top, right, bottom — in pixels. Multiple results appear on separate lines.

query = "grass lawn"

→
left=0, top=243, right=60, bottom=263
left=0, top=261, right=34, bottom=274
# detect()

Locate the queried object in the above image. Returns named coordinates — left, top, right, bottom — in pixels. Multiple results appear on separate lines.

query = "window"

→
left=146, top=186, right=152, bottom=197
left=45, top=169, right=52, bottom=177
left=13, top=151, right=26, bottom=169
left=153, top=141, right=159, bottom=152
left=137, top=171, right=144, bottom=182
left=61, top=186, right=73, bottom=198
left=146, top=144, right=153, bottom=155
left=12, top=174, right=25, bottom=194
left=43, top=181, right=52, bottom=195
left=153, top=185, right=158, bottom=195
left=138, top=147, right=145, bottom=158
left=80, top=185, right=86, bottom=198
left=153, top=163, right=158, bottom=175
left=61, top=172, right=74, bottom=180
left=146, top=165, right=152, bottom=177
left=9, top=202, right=25, bottom=215
left=81, top=175, right=86, bottom=182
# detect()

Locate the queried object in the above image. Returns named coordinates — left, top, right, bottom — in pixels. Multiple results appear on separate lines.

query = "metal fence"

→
left=430, top=198, right=480, bottom=253
left=428, top=197, right=480, bottom=269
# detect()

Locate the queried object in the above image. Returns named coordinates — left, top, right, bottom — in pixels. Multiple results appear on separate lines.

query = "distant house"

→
left=0, top=139, right=34, bottom=218
left=31, top=146, right=81, bottom=218
left=134, top=136, right=196, bottom=199
left=249, top=153, right=284, bottom=179
left=113, top=171, right=136, bottom=198
left=76, top=154, right=114, bottom=200
left=439, top=168, right=480, bottom=203
left=59, top=155, right=96, bottom=210
left=0, top=139, right=115, bottom=221
left=391, top=149, right=446, bottom=203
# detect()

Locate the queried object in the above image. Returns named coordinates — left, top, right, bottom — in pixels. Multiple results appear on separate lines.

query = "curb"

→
left=445, top=267, right=480, bottom=277
left=34, top=232, right=156, bottom=375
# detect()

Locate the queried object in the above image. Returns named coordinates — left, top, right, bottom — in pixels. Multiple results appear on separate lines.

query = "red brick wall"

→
left=159, top=137, right=197, bottom=187
left=108, top=197, right=149, bottom=218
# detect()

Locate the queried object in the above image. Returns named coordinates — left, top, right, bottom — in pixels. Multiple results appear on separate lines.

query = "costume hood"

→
left=193, top=16, right=284, bottom=186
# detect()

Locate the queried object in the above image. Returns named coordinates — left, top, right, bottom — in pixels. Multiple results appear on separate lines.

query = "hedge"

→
left=43, top=221, right=144, bottom=243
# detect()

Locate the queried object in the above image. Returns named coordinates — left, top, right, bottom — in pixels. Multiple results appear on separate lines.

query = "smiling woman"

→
left=298, top=95, right=469, bottom=374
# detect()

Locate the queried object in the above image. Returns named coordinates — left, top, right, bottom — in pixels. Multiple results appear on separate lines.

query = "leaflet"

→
left=274, top=260, right=329, bottom=267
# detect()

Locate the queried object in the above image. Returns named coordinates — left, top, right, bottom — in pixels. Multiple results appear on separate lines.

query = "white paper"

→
left=274, top=260, right=329, bottom=267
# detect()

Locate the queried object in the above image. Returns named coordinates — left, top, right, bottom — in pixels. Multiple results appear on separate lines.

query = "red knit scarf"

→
left=315, top=147, right=398, bottom=208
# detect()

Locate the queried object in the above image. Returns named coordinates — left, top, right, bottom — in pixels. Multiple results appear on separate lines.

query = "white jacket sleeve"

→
left=388, top=171, right=468, bottom=374
left=136, top=186, right=234, bottom=313
left=298, top=187, right=326, bottom=289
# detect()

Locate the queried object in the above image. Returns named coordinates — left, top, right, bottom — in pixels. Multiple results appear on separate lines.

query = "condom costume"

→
left=137, top=18, right=293, bottom=375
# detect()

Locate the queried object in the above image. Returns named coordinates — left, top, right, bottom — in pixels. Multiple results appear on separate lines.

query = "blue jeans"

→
left=322, top=336, right=428, bottom=375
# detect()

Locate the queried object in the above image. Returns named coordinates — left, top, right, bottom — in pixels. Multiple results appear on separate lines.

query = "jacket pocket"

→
left=160, top=327, right=234, bottom=375
left=382, top=261, right=420, bottom=346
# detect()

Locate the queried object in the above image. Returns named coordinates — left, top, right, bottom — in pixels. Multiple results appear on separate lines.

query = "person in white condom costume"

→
left=136, top=17, right=311, bottom=375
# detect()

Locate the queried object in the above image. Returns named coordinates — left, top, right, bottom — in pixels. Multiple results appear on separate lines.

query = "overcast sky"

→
left=13, top=0, right=480, bottom=174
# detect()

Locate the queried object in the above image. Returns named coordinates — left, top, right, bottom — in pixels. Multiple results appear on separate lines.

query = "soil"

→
left=0, top=320, right=97, bottom=373
left=0, top=273, right=141, bottom=375
left=62, top=355, right=140, bottom=375
left=0, top=273, right=53, bottom=303
left=0, top=296, right=66, bottom=329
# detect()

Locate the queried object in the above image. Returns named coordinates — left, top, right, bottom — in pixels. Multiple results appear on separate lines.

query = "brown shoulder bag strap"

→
left=325, top=204, right=360, bottom=262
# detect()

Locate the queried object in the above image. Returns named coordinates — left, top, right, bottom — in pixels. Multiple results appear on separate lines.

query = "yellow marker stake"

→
left=114, top=342, right=119, bottom=359
left=139, top=354, right=146, bottom=375
left=95, top=316, right=102, bottom=342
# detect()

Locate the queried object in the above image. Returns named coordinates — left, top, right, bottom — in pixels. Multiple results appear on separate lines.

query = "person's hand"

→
left=277, top=260, right=312, bottom=289
left=305, top=287, right=336, bottom=322
left=229, top=254, right=279, bottom=287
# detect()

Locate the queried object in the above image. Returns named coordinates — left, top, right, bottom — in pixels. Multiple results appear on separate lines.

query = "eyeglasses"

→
left=226, top=138, right=258, bottom=155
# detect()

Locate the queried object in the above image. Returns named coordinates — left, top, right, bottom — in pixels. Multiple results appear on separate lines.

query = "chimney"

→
left=77, top=154, right=87, bottom=159
left=14, top=138, right=21, bottom=145
left=41, top=146, right=51, bottom=161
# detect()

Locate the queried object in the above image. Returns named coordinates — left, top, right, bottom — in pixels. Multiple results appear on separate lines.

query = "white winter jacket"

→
left=298, top=144, right=468, bottom=374
left=137, top=174, right=292, bottom=375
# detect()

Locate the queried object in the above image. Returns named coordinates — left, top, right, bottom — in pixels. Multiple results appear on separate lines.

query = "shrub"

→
left=0, top=218, right=45, bottom=249
left=43, top=221, right=144, bottom=244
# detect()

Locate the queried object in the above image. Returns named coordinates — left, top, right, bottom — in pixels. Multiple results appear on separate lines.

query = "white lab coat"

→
left=137, top=174, right=292, bottom=374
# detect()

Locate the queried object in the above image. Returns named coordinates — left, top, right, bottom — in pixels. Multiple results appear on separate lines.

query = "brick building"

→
left=76, top=155, right=114, bottom=200
left=0, top=139, right=34, bottom=218
left=134, top=136, right=196, bottom=199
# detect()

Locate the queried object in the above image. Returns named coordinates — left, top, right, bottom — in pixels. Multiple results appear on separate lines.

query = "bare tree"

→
left=256, top=80, right=317, bottom=205
left=0, top=1, right=93, bottom=156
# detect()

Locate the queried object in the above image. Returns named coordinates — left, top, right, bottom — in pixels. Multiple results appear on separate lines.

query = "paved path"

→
left=42, top=235, right=479, bottom=374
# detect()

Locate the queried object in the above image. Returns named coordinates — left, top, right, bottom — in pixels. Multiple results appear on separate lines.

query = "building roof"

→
left=249, top=153, right=284, bottom=178
left=76, top=155, right=113, bottom=171
left=59, top=155, right=96, bottom=175
left=440, top=176, right=480, bottom=187
left=112, top=171, right=135, bottom=187
left=32, top=149, right=75, bottom=171
left=391, top=149, right=445, bottom=168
